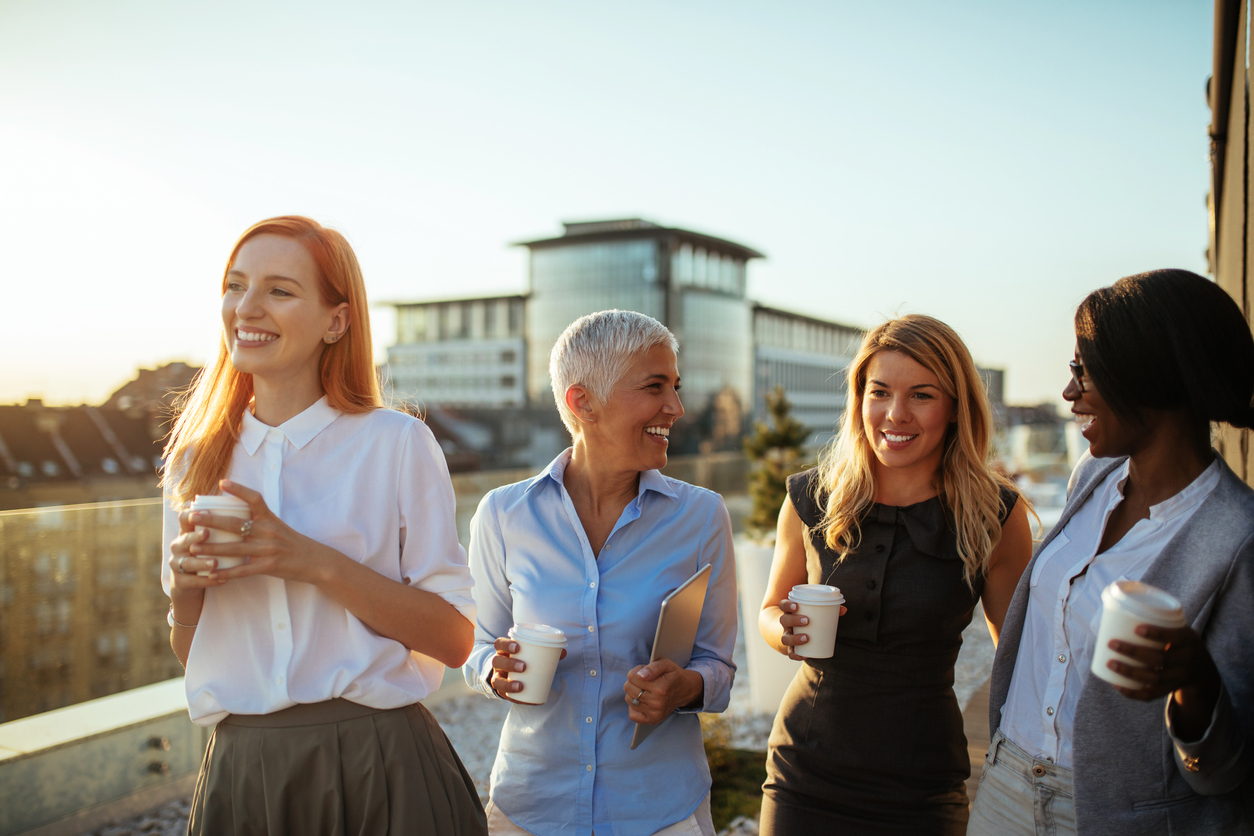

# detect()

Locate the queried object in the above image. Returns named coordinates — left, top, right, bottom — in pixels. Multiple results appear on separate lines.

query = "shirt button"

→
left=588, top=626, right=594, bottom=633
left=866, top=579, right=876, bottom=590
left=586, top=765, right=592, bottom=772
left=277, top=623, right=287, bottom=631
left=268, top=462, right=277, bottom=471
left=1058, top=654, right=1066, bottom=663
left=863, top=611, right=874, bottom=621
left=585, top=717, right=592, bottom=724
left=274, top=676, right=283, bottom=685
left=875, top=544, right=885, bottom=553
left=590, top=670, right=597, bottom=676
left=1046, top=706, right=1055, bottom=716
left=589, top=582, right=596, bottom=589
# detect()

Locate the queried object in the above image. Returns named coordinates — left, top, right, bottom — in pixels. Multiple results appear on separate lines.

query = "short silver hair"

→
left=549, top=310, right=679, bottom=434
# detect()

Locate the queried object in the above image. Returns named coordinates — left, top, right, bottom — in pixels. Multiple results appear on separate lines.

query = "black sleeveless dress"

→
left=760, top=469, right=1017, bottom=836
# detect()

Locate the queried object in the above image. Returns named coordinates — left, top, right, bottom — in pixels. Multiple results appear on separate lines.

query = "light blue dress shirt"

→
left=463, top=449, right=738, bottom=836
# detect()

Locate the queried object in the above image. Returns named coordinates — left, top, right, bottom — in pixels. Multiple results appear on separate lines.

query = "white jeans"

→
left=485, top=794, right=715, bottom=836
left=968, top=730, right=1078, bottom=836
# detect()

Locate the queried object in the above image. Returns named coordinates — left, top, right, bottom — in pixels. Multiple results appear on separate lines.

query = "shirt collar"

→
left=239, top=396, right=341, bottom=455
left=527, top=447, right=680, bottom=501
left=1109, top=456, right=1223, bottom=525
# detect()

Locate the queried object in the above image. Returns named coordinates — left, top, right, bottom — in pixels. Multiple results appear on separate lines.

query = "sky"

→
left=0, top=0, right=1213, bottom=408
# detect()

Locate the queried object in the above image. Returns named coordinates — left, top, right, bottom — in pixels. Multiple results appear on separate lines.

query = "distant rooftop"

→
left=515, top=218, right=765, bottom=260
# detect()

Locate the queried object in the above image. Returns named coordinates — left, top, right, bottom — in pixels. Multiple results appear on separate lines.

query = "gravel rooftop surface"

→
left=79, top=601, right=995, bottom=836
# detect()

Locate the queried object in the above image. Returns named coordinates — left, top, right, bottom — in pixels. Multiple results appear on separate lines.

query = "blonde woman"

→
left=757, top=315, right=1032, bottom=835
left=162, top=216, right=486, bottom=835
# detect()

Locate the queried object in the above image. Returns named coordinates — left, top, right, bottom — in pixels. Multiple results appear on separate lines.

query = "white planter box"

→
left=734, top=538, right=802, bottom=716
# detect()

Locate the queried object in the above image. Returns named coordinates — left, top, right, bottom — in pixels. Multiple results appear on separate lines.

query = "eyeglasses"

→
left=1069, top=360, right=1087, bottom=393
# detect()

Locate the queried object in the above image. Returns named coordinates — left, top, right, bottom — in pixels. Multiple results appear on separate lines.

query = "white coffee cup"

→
left=189, top=494, right=252, bottom=576
left=788, top=584, right=845, bottom=659
left=506, top=622, right=568, bottom=705
left=1090, top=580, right=1186, bottom=689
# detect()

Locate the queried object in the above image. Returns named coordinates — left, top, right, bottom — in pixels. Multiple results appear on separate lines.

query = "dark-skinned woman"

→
left=969, top=269, right=1254, bottom=836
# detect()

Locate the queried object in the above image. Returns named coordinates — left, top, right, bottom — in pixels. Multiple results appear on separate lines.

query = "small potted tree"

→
left=737, top=387, right=809, bottom=714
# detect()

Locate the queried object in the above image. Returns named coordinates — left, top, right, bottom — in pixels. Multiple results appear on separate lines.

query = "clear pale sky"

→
left=0, top=0, right=1212, bottom=408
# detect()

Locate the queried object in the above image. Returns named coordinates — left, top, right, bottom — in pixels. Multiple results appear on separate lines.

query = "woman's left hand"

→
left=623, top=658, right=704, bottom=725
left=189, top=479, right=340, bottom=586
left=1106, top=623, right=1222, bottom=737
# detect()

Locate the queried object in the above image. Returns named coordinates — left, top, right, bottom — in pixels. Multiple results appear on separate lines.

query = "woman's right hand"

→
left=168, top=507, right=226, bottom=594
left=490, top=637, right=529, bottom=702
left=778, top=599, right=847, bottom=660
left=778, top=598, right=810, bottom=660
left=490, top=637, right=567, bottom=702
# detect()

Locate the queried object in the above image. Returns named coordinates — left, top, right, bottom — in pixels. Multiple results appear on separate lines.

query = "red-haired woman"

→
left=161, top=217, right=486, bottom=835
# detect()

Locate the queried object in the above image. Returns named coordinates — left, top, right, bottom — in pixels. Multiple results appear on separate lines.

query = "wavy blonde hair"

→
left=162, top=216, right=381, bottom=506
left=815, top=314, right=1017, bottom=588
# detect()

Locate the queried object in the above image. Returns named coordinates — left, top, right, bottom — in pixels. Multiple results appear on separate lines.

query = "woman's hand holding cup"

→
left=778, top=597, right=848, bottom=661
left=490, top=636, right=568, bottom=704
left=169, top=509, right=226, bottom=592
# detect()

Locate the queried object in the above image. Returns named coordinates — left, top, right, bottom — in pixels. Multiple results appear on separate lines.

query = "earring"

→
left=324, top=335, right=341, bottom=344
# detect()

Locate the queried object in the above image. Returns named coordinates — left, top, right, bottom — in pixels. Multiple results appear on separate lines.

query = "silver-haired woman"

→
left=463, top=309, right=738, bottom=836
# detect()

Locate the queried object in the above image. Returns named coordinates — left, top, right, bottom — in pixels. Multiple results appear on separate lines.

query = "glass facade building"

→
left=521, top=220, right=761, bottom=420
left=385, top=219, right=869, bottom=455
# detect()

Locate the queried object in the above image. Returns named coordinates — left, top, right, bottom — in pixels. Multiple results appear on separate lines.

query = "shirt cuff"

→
left=674, top=662, right=722, bottom=714
left=1165, top=685, right=1225, bottom=772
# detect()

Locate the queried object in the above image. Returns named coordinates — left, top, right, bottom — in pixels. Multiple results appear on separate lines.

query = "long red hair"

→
left=162, top=216, right=381, bottom=505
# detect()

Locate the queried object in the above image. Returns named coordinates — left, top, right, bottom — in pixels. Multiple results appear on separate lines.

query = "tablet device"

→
left=630, top=562, right=713, bottom=750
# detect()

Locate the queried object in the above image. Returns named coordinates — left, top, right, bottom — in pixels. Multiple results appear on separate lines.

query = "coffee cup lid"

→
left=1102, top=580, right=1185, bottom=626
left=509, top=622, right=568, bottom=647
left=191, top=494, right=251, bottom=511
left=789, top=584, right=845, bottom=605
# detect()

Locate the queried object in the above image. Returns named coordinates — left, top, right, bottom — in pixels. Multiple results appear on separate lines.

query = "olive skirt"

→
left=188, top=699, right=487, bottom=836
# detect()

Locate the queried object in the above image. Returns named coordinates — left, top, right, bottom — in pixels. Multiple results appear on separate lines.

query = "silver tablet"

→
left=630, top=562, right=713, bottom=749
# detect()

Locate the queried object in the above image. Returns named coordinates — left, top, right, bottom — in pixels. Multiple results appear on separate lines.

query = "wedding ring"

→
left=177, top=556, right=188, bottom=574
left=631, top=688, right=646, bottom=706
left=240, top=519, right=254, bottom=538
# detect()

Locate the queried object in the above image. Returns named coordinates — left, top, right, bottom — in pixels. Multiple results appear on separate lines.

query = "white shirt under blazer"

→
left=161, top=397, right=476, bottom=726
left=1000, top=457, right=1222, bottom=768
left=988, top=451, right=1254, bottom=835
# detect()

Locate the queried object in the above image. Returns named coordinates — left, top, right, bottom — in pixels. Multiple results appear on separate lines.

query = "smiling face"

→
left=1064, top=344, right=1147, bottom=458
left=221, top=234, right=348, bottom=388
left=861, top=350, right=956, bottom=482
left=579, top=343, right=684, bottom=473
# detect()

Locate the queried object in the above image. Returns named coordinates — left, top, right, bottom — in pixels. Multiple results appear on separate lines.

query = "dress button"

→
left=1032, top=765, right=1047, bottom=777
left=863, top=611, right=874, bottom=621
left=866, top=579, right=876, bottom=590
left=1046, top=706, right=1055, bottom=716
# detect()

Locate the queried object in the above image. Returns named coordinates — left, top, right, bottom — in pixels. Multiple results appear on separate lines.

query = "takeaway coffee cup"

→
left=1090, top=580, right=1186, bottom=689
left=506, top=622, right=568, bottom=705
left=190, top=494, right=252, bottom=576
left=788, top=584, right=845, bottom=659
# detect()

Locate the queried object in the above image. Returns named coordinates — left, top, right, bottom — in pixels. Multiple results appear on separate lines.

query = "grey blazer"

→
left=988, top=452, right=1254, bottom=835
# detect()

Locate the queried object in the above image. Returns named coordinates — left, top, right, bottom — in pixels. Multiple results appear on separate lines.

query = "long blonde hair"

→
left=162, top=216, right=381, bottom=505
left=815, top=314, right=1016, bottom=588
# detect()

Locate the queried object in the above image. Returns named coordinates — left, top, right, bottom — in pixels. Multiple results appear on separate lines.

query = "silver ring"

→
left=178, top=556, right=188, bottom=574
left=631, top=688, right=645, bottom=706
left=240, top=519, right=254, bottom=538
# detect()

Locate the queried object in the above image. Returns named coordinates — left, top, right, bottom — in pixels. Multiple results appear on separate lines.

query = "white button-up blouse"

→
left=1000, top=457, right=1221, bottom=767
left=161, top=397, right=475, bottom=726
